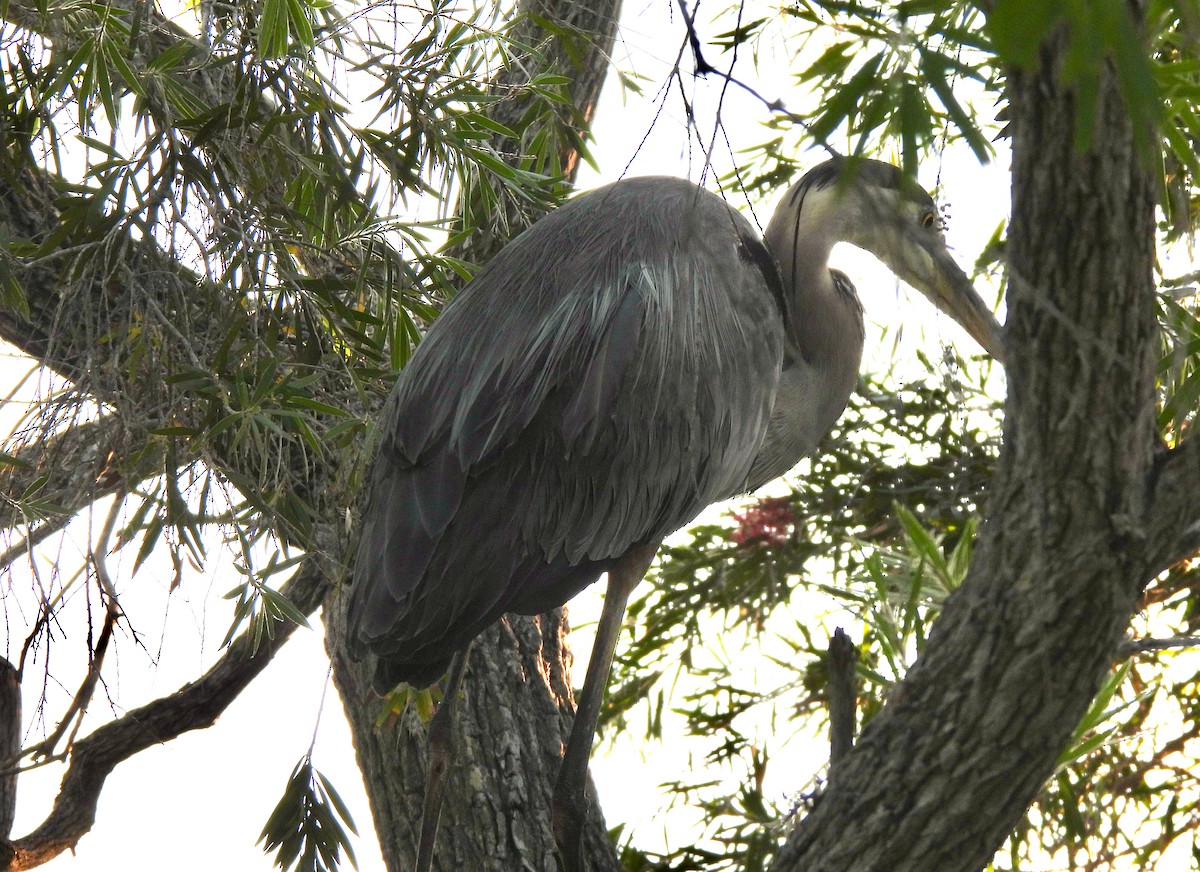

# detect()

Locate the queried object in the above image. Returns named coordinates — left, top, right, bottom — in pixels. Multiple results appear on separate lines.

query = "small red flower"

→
left=730, top=496, right=795, bottom=547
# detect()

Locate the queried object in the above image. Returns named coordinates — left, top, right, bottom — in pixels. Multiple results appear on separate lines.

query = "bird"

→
left=345, top=156, right=1005, bottom=872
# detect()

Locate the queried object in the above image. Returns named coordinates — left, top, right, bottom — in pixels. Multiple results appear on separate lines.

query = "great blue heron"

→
left=346, top=157, right=1004, bottom=871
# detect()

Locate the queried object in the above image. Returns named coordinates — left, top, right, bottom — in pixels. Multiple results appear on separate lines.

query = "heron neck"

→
left=764, top=214, right=855, bottom=369
left=745, top=213, right=863, bottom=492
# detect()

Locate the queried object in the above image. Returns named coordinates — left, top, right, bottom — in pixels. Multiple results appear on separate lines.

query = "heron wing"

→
left=348, top=177, right=784, bottom=687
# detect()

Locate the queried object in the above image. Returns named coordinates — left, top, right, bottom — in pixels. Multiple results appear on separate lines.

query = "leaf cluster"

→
left=605, top=6, right=1200, bottom=861
left=260, top=757, right=358, bottom=872
left=0, top=0, right=590, bottom=649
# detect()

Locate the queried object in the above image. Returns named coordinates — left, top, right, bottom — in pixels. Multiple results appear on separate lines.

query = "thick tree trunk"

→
left=771, top=16, right=1160, bottom=872
left=324, top=2, right=625, bottom=870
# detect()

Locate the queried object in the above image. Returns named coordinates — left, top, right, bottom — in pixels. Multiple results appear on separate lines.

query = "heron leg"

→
left=552, top=543, right=658, bottom=872
left=416, top=643, right=472, bottom=872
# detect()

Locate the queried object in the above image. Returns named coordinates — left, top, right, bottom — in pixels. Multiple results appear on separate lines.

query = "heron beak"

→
left=849, top=188, right=1005, bottom=363
left=878, top=227, right=1005, bottom=364
left=916, top=240, right=1005, bottom=364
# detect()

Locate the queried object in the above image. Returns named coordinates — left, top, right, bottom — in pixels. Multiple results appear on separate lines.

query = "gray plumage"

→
left=347, top=158, right=1004, bottom=692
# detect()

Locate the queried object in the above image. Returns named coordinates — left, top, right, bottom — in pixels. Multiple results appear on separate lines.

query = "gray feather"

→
left=346, top=176, right=786, bottom=689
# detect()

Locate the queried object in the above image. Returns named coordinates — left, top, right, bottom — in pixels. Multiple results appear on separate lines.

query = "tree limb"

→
left=0, top=550, right=331, bottom=872
left=0, top=155, right=366, bottom=547
left=1145, top=434, right=1200, bottom=574
left=0, top=415, right=171, bottom=537
left=0, top=659, right=19, bottom=847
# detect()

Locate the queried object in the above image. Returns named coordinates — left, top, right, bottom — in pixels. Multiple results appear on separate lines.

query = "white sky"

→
left=0, top=1, right=1025, bottom=869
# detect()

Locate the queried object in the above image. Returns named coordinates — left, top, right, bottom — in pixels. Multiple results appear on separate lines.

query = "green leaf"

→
left=895, top=503, right=953, bottom=592
left=808, top=51, right=885, bottom=144
left=986, top=0, right=1065, bottom=69
left=921, top=48, right=993, bottom=164
left=259, top=0, right=291, bottom=59
left=0, top=451, right=31, bottom=470
left=0, top=251, right=30, bottom=319
left=260, top=758, right=358, bottom=872
left=262, top=586, right=313, bottom=630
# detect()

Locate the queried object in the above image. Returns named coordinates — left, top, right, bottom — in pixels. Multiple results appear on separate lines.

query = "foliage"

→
left=714, top=0, right=1199, bottom=222
left=606, top=351, right=1003, bottom=870
left=609, top=349, right=1200, bottom=871
left=0, top=0, right=586, bottom=641
left=260, top=757, right=359, bottom=872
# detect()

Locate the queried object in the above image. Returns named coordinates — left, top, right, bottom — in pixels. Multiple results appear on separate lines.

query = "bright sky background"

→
left=0, top=1, right=1021, bottom=869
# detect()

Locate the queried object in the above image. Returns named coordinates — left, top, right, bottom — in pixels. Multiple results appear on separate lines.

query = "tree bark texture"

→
left=0, top=659, right=18, bottom=840
left=327, top=610, right=620, bottom=872
left=772, top=16, right=1161, bottom=872
left=323, top=2, right=626, bottom=871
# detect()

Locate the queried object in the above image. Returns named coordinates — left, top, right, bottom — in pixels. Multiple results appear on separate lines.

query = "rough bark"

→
left=327, top=610, right=619, bottom=872
left=772, top=18, right=1161, bottom=872
left=825, top=629, right=856, bottom=767
left=323, top=2, right=626, bottom=869
left=0, top=659, right=18, bottom=840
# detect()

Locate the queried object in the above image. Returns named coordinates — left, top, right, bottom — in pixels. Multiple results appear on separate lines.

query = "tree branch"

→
left=1121, top=635, right=1200, bottom=656
left=0, top=416, right=170, bottom=536
left=0, top=659, right=18, bottom=846
left=1145, top=434, right=1200, bottom=574
left=0, top=157, right=365, bottom=547
left=22, top=607, right=116, bottom=767
left=0, top=550, right=332, bottom=872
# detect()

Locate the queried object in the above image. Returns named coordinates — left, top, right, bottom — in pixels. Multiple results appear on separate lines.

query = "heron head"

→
left=799, top=158, right=1005, bottom=363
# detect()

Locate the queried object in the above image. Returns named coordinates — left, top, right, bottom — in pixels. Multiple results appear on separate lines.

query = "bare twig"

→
left=672, top=0, right=839, bottom=157
left=1120, top=635, right=1200, bottom=656
left=0, top=522, right=66, bottom=576
left=674, top=0, right=715, bottom=74
left=22, top=608, right=116, bottom=766
left=17, top=500, right=133, bottom=761
left=89, top=499, right=123, bottom=608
